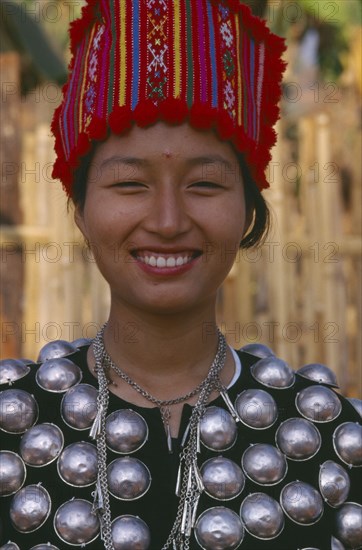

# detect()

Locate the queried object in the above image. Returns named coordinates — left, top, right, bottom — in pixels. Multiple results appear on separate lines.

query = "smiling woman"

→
left=1, top=1, right=361, bottom=550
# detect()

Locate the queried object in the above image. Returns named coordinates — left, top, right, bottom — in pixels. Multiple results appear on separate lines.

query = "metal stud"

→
left=239, top=343, right=275, bottom=358
left=30, top=546, right=60, bottom=550
left=235, top=389, right=278, bottom=430
left=200, top=457, right=245, bottom=501
left=0, top=451, right=26, bottom=497
left=276, top=418, right=321, bottom=461
left=60, top=384, right=98, bottom=430
left=331, top=536, right=345, bottom=550
left=199, top=406, right=237, bottom=451
left=0, top=359, right=30, bottom=385
left=106, top=409, right=148, bottom=454
left=347, top=398, right=362, bottom=419
left=194, top=507, right=244, bottom=550
left=57, top=441, right=98, bottom=487
left=296, top=386, right=342, bottom=423
left=250, top=357, right=295, bottom=389
left=319, top=460, right=350, bottom=508
left=280, top=481, right=324, bottom=525
left=111, top=515, right=151, bottom=550
left=10, top=484, right=51, bottom=533
left=107, top=457, right=151, bottom=501
left=20, top=423, right=64, bottom=467
left=37, top=340, right=75, bottom=362
left=0, top=389, right=38, bottom=434
left=0, top=543, right=20, bottom=550
left=335, top=502, right=362, bottom=549
left=36, top=358, right=82, bottom=393
left=297, top=363, right=338, bottom=387
left=72, top=337, right=92, bottom=348
left=240, top=492, right=284, bottom=540
left=333, top=422, right=362, bottom=467
left=241, top=443, right=287, bottom=486
left=53, top=498, right=100, bottom=545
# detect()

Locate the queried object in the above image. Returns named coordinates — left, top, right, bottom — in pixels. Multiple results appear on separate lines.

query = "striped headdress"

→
left=51, top=0, right=286, bottom=196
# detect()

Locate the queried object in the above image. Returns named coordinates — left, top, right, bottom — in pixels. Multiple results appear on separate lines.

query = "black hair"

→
left=70, top=147, right=271, bottom=249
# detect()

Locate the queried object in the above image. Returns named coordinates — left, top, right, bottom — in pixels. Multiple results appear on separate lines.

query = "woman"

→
left=0, top=1, right=361, bottom=549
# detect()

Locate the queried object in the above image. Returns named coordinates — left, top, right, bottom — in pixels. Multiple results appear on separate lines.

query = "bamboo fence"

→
left=0, top=52, right=361, bottom=397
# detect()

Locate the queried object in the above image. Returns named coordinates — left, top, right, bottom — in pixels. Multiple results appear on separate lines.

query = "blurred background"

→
left=0, top=0, right=361, bottom=396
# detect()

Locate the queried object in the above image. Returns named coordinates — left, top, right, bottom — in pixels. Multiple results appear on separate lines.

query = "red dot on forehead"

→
left=162, top=150, right=173, bottom=159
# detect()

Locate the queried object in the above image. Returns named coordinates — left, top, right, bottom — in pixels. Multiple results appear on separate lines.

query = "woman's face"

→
left=75, top=122, right=246, bottom=315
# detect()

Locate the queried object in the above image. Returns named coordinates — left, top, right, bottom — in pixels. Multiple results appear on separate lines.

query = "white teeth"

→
left=137, top=254, right=193, bottom=267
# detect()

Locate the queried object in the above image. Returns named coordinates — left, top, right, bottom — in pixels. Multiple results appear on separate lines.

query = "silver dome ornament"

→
left=199, top=406, right=237, bottom=451
left=60, top=384, right=98, bottom=430
left=200, top=457, right=245, bottom=501
left=194, top=507, right=244, bottom=550
left=239, top=343, right=275, bottom=358
left=0, top=451, right=26, bottom=496
left=57, top=441, right=98, bottom=487
left=106, top=409, right=148, bottom=454
left=239, top=492, right=284, bottom=540
left=280, top=481, right=324, bottom=525
left=53, top=498, right=100, bottom=546
left=10, top=484, right=51, bottom=533
left=0, top=359, right=30, bottom=385
left=319, top=460, right=350, bottom=508
left=72, top=337, right=92, bottom=348
left=335, top=502, right=362, bottom=549
left=333, top=422, right=362, bottom=467
left=0, top=544, right=20, bottom=550
left=30, top=546, right=60, bottom=550
left=275, top=418, right=321, bottom=461
left=250, top=357, right=295, bottom=389
left=297, top=363, right=339, bottom=388
left=36, top=358, right=82, bottom=393
left=331, top=537, right=345, bottom=550
left=20, top=423, right=64, bottom=467
left=234, top=389, right=278, bottom=430
left=111, top=515, right=151, bottom=550
left=107, top=457, right=152, bottom=501
left=37, top=340, right=75, bottom=362
left=348, top=398, right=362, bottom=419
left=0, top=389, right=38, bottom=434
left=296, top=386, right=342, bottom=423
left=241, top=443, right=288, bottom=486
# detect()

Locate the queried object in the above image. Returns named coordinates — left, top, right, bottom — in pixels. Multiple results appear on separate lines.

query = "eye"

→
left=112, top=181, right=146, bottom=188
left=191, top=181, right=222, bottom=189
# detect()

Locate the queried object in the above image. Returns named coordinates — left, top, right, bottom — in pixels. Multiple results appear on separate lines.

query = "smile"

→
left=131, top=250, right=202, bottom=269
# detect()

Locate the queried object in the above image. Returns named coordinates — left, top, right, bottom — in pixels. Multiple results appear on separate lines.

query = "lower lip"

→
left=133, top=255, right=201, bottom=276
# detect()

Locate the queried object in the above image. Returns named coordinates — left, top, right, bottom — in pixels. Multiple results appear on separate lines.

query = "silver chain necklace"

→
left=90, top=323, right=228, bottom=550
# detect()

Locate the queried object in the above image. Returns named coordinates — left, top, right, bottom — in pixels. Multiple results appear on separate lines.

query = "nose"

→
left=143, top=182, right=192, bottom=238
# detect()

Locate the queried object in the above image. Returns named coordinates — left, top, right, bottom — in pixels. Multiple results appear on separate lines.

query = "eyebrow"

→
left=99, top=154, right=235, bottom=171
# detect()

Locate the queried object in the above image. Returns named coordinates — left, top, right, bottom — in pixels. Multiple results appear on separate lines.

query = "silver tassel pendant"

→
left=90, top=404, right=104, bottom=439
left=91, top=478, right=104, bottom=513
left=220, top=388, right=240, bottom=422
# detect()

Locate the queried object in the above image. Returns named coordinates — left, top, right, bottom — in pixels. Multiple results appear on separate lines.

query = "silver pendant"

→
left=111, top=515, right=151, bottom=549
left=280, top=481, right=324, bottom=525
left=333, top=422, right=362, bottom=467
left=319, top=460, right=350, bottom=508
left=241, top=443, right=287, bottom=486
left=235, top=389, right=278, bottom=430
left=0, top=450, right=26, bottom=497
left=36, top=357, right=82, bottom=393
left=0, top=389, right=38, bottom=434
left=200, top=457, right=245, bottom=501
left=0, top=358, right=30, bottom=385
left=335, top=502, right=362, bottom=549
left=199, top=406, right=237, bottom=451
left=239, top=343, right=275, bottom=358
left=275, top=418, right=321, bottom=461
left=10, top=484, right=51, bottom=533
left=20, top=423, right=64, bottom=467
left=194, top=506, right=244, bottom=550
left=295, top=386, right=342, bottom=423
left=37, top=340, right=75, bottom=362
left=60, top=384, right=98, bottom=430
left=240, top=492, right=284, bottom=540
left=250, top=356, right=295, bottom=389
left=106, top=409, right=148, bottom=454
left=57, top=441, right=98, bottom=487
left=297, top=363, right=338, bottom=387
left=53, top=498, right=100, bottom=545
left=107, top=457, right=151, bottom=501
